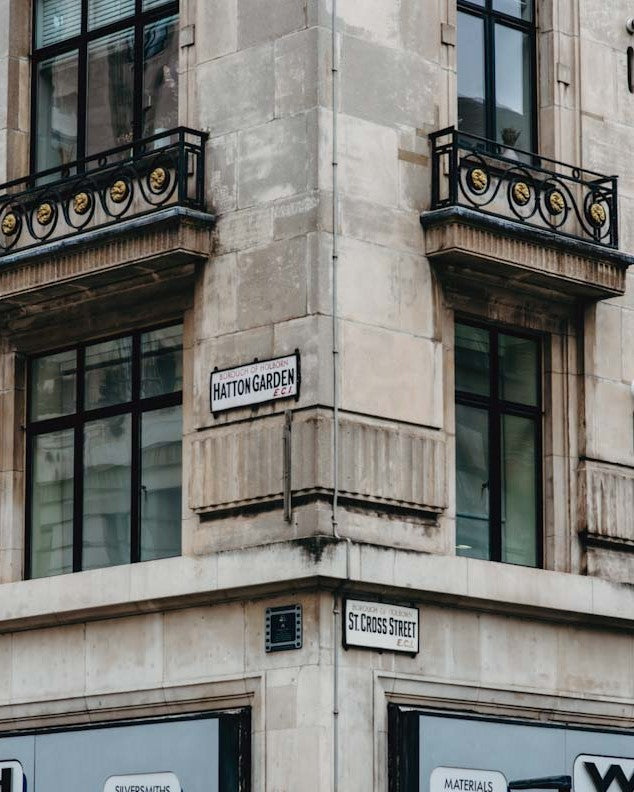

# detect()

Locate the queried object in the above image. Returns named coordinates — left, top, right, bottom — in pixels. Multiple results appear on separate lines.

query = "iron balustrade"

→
left=430, top=126, right=618, bottom=249
left=0, top=127, right=208, bottom=255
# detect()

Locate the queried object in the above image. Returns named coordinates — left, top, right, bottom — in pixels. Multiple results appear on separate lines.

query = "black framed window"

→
left=26, top=323, right=183, bottom=579
left=32, top=0, right=179, bottom=173
left=455, top=321, right=542, bottom=567
left=457, top=0, right=536, bottom=152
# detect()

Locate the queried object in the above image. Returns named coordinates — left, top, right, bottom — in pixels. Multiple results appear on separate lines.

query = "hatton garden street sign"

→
left=343, top=599, right=419, bottom=654
left=211, top=352, right=300, bottom=414
left=104, top=772, right=181, bottom=792
left=431, top=767, right=508, bottom=792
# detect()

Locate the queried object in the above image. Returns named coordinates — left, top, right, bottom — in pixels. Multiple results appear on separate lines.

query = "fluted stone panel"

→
left=580, top=460, right=634, bottom=543
left=189, top=409, right=446, bottom=514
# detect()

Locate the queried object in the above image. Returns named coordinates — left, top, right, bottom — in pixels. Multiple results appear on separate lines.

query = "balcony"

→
left=421, top=127, right=633, bottom=300
left=0, top=128, right=214, bottom=317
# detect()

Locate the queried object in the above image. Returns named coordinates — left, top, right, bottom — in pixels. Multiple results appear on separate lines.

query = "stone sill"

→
left=0, top=540, right=633, bottom=633
left=421, top=206, right=633, bottom=300
left=0, top=206, right=215, bottom=315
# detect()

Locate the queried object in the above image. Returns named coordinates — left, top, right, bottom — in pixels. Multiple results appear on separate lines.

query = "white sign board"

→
left=104, top=772, right=181, bottom=792
left=431, top=767, right=508, bottom=792
left=211, top=353, right=300, bottom=413
left=344, top=599, right=419, bottom=653
left=0, top=761, right=24, bottom=792
left=574, top=754, right=634, bottom=792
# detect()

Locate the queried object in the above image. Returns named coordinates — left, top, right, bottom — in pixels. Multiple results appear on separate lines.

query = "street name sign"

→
left=211, top=353, right=300, bottom=413
left=343, top=599, right=419, bottom=654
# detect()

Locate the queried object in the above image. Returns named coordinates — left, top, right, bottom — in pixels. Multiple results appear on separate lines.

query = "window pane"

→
left=456, top=404, right=490, bottom=559
left=499, top=333, right=538, bottom=406
left=455, top=323, right=490, bottom=396
left=141, top=324, right=183, bottom=398
left=457, top=12, right=486, bottom=138
left=140, top=405, right=182, bottom=561
left=82, top=415, right=131, bottom=571
left=88, top=0, right=135, bottom=30
left=495, top=25, right=533, bottom=151
left=143, top=15, right=179, bottom=137
left=143, top=0, right=172, bottom=8
left=85, top=336, right=132, bottom=410
left=87, top=28, right=135, bottom=155
left=36, top=0, right=81, bottom=47
left=501, top=415, right=537, bottom=566
left=30, top=349, right=77, bottom=421
left=31, top=429, right=74, bottom=579
left=493, top=0, right=532, bottom=22
left=36, top=52, right=79, bottom=172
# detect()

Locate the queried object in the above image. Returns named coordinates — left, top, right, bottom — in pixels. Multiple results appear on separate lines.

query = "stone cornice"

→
left=421, top=206, right=633, bottom=300
left=0, top=206, right=215, bottom=314
left=1, top=540, right=634, bottom=633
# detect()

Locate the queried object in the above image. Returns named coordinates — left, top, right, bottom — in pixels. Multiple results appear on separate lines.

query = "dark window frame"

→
left=25, top=321, right=183, bottom=579
left=30, top=0, right=179, bottom=174
left=457, top=0, right=538, bottom=153
left=455, top=317, right=543, bottom=567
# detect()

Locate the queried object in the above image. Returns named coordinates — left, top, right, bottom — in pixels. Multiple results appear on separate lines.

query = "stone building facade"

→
left=0, top=0, right=632, bottom=790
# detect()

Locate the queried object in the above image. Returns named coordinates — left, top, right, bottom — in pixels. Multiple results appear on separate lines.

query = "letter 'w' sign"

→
left=575, top=756, right=634, bottom=792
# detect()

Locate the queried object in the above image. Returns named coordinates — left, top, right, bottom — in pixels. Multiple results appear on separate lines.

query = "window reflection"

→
left=31, top=430, right=74, bottom=578
left=36, top=52, right=79, bottom=172
left=141, top=405, right=182, bottom=561
left=143, top=16, right=179, bottom=139
left=87, top=28, right=135, bottom=155
left=457, top=13, right=486, bottom=139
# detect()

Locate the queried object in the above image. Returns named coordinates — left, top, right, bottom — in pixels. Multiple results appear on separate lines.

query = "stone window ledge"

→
left=0, top=206, right=214, bottom=316
left=421, top=206, right=633, bottom=300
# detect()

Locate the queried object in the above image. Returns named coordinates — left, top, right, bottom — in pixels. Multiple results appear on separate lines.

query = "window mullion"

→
left=489, top=331, right=502, bottom=562
left=130, top=333, right=142, bottom=563
left=73, top=346, right=86, bottom=573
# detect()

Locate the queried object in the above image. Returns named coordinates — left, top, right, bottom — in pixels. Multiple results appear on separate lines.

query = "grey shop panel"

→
left=0, top=717, right=219, bottom=792
left=418, top=714, right=634, bottom=792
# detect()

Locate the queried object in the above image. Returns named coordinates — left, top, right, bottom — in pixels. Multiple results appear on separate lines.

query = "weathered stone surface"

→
left=237, top=0, right=307, bottom=49
left=197, top=44, right=275, bottom=137
left=340, top=34, right=438, bottom=129
left=237, top=115, right=309, bottom=208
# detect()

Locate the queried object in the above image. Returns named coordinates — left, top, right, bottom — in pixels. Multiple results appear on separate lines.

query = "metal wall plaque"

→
left=265, top=604, right=302, bottom=652
left=211, top=352, right=300, bottom=414
left=344, top=599, right=419, bottom=654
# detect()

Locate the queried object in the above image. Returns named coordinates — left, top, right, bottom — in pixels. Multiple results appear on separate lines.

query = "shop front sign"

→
left=574, top=755, right=634, bottom=792
left=343, top=599, right=419, bottom=654
left=104, top=772, right=181, bottom=792
left=211, top=352, right=300, bottom=414
left=431, top=767, right=508, bottom=792
left=0, top=762, right=23, bottom=792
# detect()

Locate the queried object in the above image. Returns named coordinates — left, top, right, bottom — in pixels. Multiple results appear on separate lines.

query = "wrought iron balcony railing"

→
left=0, top=127, right=208, bottom=256
left=430, top=127, right=618, bottom=249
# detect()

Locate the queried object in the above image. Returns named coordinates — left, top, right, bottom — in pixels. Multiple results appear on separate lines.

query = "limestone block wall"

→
left=0, top=587, right=632, bottom=791
left=175, top=0, right=453, bottom=556
left=0, top=0, right=29, bottom=183
left=574, top=2, right=634, bottom=579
